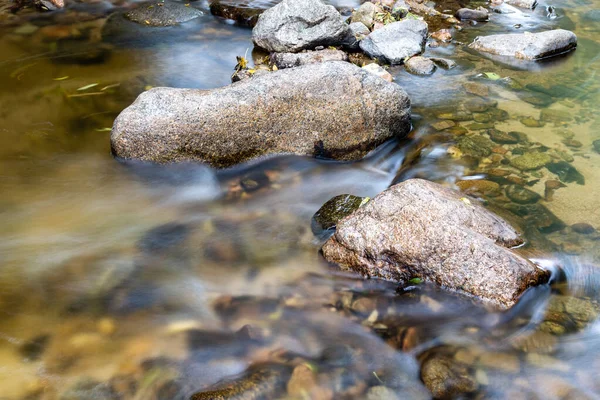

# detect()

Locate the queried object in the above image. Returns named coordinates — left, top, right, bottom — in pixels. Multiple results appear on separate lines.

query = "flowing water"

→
left=1, top=0, right=600, bottom=398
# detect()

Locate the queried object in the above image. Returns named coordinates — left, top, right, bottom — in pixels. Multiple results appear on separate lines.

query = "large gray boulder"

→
left=359, top=19, right=428, bottom=64
left=111, top=62, right=411, bottom=168
left=469, top=29, right=577, bottom=60
left=252, top=0, right=349, bottom=53
left=321, top=179, right=550, bottom=309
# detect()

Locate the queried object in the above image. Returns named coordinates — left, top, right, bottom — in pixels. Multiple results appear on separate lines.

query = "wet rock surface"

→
left=455, top=7, right=489, bottom=22
left=311, top=194, right=368, bottom=235
left=469, top=29, right=577, bottom=60
left=322, top=179, right=550, bottom=308
left=359, top=19, right=428, bottom=64
left=125, top=1, right=203, bottom=27
left=252, top=0, right=349, bottom=52
left=111, top=62, right=411, bottom=167
left=404, top=56, right=436, bottom=75
left=270, top=49, right=348, bottom=69
left=209, top=0, right=278, bottom=27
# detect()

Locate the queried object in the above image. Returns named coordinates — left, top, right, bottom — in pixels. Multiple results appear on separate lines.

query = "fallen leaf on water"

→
left=77, top=83, right=99, bottom=91
left=483, top=72, right=501, bottom=80
left=95, top=127, right=112, bottom=132
left=54, top=76, right=70, bottom=81
left=101, top=83, right=120, bottom=91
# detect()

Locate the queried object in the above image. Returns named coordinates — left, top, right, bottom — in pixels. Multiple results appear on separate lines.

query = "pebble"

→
left=432, top=120, right=456, bottom=130
left=464, top=82, right=489, bottom=97
left=505, top=184, right=541, bottom=204
left=510, top=152, right=552, bottom=171
left=520, top=117, right=545, bottom=127
left=430, top=29, right=452, bottom=42
left=571, top=223, right=596, bottom=234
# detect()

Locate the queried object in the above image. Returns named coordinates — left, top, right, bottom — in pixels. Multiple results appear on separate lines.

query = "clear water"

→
left=1, top=0, right=600, bottom=398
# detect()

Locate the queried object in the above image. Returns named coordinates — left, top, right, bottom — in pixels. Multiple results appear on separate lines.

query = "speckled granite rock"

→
left=469, top=29, right=577, bottom=60
left=270, top=49, right=348, bottom=69
left=359, top=19, right=428, bottom=64
left=322, top=179, right=550, bottom=309
left=111, top=62, right=411, bottom=168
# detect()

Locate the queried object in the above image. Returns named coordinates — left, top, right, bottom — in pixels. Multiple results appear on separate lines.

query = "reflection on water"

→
left=1, top=0, right=600, bottom=398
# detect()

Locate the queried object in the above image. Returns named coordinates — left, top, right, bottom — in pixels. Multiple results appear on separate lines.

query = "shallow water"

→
left=1, top=0, right=600, bottom=398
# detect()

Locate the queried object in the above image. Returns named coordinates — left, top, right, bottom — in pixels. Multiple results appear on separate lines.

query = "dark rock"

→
left=592, top=139, right=600, bottom=154
left=111, top=62, right=411, bottom=167
left=125, top=1, right=203, bottom=27
left=270, top=49, right=348, bottom=69
left=430, top=57, right=456, bottom=69
left=469, top=29, right=577, bottom=60
left=520, top=91, right=554, bottom=107
left=190, top=363, right=291, bottom=400
left=19, top=334, right=51, bottom=362
left=505, top=184, right=541, bottom=204
left=455, top=7, right=489, bottom=21
left=571, top=223, right=596, bottom=235
left=504, top=203, right=565, bottom=233
left=252, top=0, right=350, bottom=52
left=546, top=161, right=585, bottom=185
left=321, top=179, right=550, bottom=309
left=421, top=352, right=478, bottom=399
left=456, top=135, right=495, bottom=158
left=404, top=56, right=436, bottom=75
left=34, top=0, right=64, bottom=10
left=312, top=194, right=367, bottom=235
left=209, top=0, right=277, bottom=27
left=488, top=129, right=520, bottom=144
left=359, top=19, right=428, bottom=64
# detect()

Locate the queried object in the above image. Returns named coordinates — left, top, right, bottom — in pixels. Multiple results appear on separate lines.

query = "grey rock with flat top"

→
left=111, top=62, right=411, bottom=168
left=455, top=7, right=489, bottom=21
left=270, top=49, right=348, bottom=69
left=469, top=29, right=577, bottom=60
left=252, top=0, right=349, bottom=52
left=359, top=19, right=428, bottom=64
left=321, top=179, right=550, bottom=309
left=125, top=1, right=203, bottom=26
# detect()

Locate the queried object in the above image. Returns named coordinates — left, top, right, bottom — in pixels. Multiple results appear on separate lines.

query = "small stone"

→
left=457, top=180, right=501, bottom=196
left=430, top=57, right=456, bottom=69
left=562, top=139, right=582, bottom=148
left=430, top=29, right=452, bottom=42
left=347, top=22, right=370, bottom=48
left=447, top=126, right=469, bottom=136
left=504, top=203, right=565, bottom=233
left=492, top=146, right=508, bottom=155
left=432, top=120, right=456, bottom=131
left=520, top=117, right=545, bottom=127
left=478, top=352, right=520, bottom=373
left=593, top=139, right=600, bottom=154
left=361, top=63, right=393, bottom=82
left=421, top=353, right=478, bottom=399
left=312, top=194, right=367, bottom=235
left=511, top=331, right=558, bottom=354
left=404, top=56, right=436, bottom=75
left=505, top=184, right=541, bottom=204
left=287, top=364, right=317, bottom=397
left=464, top=82, right=489, bottom=97
left=473, top=113, right=491, bottom=123
left=467, top=122, right=495, bottom=130
left=541, top=108, right=573, bottom=123
left=455, top=7, right=489, bottom=21
left=464, top=98, right=497, bottom=113
left=488, top=129, right=519, bottom=144
left=437, top=112, right=473, bottom=121
left=510, top=152, right=552, bottom=171
left=351, top=297, right=376, bottom=315
left=456, top=135, right=495, bottom=157
left=125, top=1, right=203, bottom=27
left=505, top=0, right=537, bottom=9
left=351, top=2, right=381, bottom=29
left=571, top=223, right=596, bottom=235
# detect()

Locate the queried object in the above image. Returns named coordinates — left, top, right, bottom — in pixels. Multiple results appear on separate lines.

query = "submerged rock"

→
left=209, top=0, right=278, bottom=27
left=510, top=152, right=552, bottom=171
left=505, top=0, right=537, bottom=9
left=455, top=7, right=489, bottom=21
left=321, top=179, right=550, bottom=309
left=505, top=184, right=541, bottom=204
left=311, top=194, right=368, bottom=235
left=359, top=19, right=428, bottom=64
left=546, top=161, right=585, bottom=185
left=252, top=0, right=349, bottom=52
left=125, top=1, right=203, bottom=27
left=111, top=62, right=411, bottom=167
left=504, top=203, right=565, bottom=233
left=469, top=29, right=577, bottom=60
left=404, top=56, right=436, bottom=75
left=421, top=353, right=478, bottom=399
left=270, top=49, right=348, bottom=69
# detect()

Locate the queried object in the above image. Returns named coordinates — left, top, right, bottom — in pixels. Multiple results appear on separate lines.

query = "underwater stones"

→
left=430, top=29, right=451, bottom=42
left=520, top=117, right=545, bottom=127
left=366, top=386, right=401, bottom=400
left=463, top=82, right=489, bottom=97
left=252, top=0, right=349, bottom=52
left=321, top=179, right=550, bottom=309
left=594, top=139, right=600, bottom=154
left=505, top=0, right=537, bottom=9
left=311, top=194, right=368, bottom=235
left=546, top=161, right=585, bottom=185
left=546, top=296, right=599, bottom=328
left=571, top=222, right=595, bottom=235
left=421, top=353, right=478, bottom=399
left=488, top=129, right=519, bottom=144
left=505, top=184, right=541, bottom=204
left=111, top=62, right=411, bottom=167
left=456, top=135, right=495, bottom=158
left=464, top=98, right=497, bottom=113
left=359, top=19, right=428, bottom=64
left=125, top=1, right=203, bottom=26
left=430, top=57, right=456, bottom=69
left=209, top=0, right=277, bottom=27
left=468, top=29, right=577, bottom=60
left=270, top=49, right=348, bottom=69
left=404, top=56, right=436, bottom=75
left=510, top=152, right=552, bottom=171
left=456, top=179, right=500, bottom=196
left=455, top=7, right=489, bottom=22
